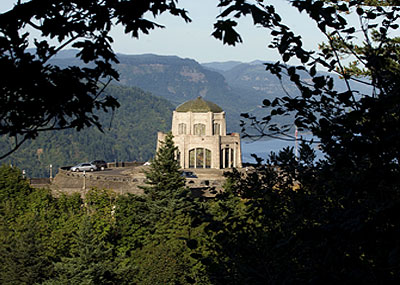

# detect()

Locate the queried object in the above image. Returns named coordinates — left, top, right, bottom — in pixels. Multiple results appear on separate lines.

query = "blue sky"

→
left=0, top=0, right=325, bottom=63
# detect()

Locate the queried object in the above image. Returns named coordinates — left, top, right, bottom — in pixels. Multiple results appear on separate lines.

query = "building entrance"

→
left=189, top=148, right=211, bottom=168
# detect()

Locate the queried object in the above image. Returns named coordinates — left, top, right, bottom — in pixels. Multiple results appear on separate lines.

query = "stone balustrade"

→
left=31, top=167, right=227, bottom=197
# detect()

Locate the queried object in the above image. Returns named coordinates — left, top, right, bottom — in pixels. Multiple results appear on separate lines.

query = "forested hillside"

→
left=50, top=52, right=267, bottom=132
left=49, top=52, right=370, bottom=134
left=1, top=53, right=373, bottom=177
left=115, top=54, right=264, bottom=132
left=0, top=85, right=173, bottom=177
left=217, top=61, right=371, bottom=95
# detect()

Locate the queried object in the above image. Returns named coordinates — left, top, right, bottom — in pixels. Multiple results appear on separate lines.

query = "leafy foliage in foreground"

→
left=1, top=143, right=399, bottom=284
left=0, top=0, right=190, bottom=158
left=189, top=0, right=400, bottom=283
left=0, top=138, right=209, bottom=284
left=1, top=0, right=400, bottom=283
left=193, top=145, right=400, bottom=283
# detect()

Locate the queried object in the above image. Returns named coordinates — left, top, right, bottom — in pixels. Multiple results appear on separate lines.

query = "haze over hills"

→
left=201, top=61, right=243, bottom=72
left=49, top=52, right=266, bottom=132
left=202, top=58, right=371, bottom=128
left=50, top=50, right=369, bottom=130
left=115, top=54, right=264, bottom=132
left=2, top=51, right=372, bottom=177
left=49, top=51, right=370, bottom=131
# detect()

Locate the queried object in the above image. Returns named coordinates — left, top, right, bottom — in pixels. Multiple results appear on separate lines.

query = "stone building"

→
left=157, top=96, right=242, bottom=169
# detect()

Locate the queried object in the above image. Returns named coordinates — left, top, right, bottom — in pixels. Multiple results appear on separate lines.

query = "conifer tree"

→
left=49, top=216, right=114, bottom=284
left=0, top=215, right=52, bottom=284
left=0, top=165, right=32, bottom=208
left=136, top=132, right=202, bottom=283
left=140, top=132, right=194, bottom=242
left=116, top=134, right=191, bottom=261
left=141, top=132, right=187, bottom=205
left=141, top=131, right=190, bottom=220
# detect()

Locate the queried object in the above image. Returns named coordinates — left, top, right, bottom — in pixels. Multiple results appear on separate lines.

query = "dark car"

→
left=90, top=160, right=107, bottom=170
left=181, top=171, right=197, bottom=178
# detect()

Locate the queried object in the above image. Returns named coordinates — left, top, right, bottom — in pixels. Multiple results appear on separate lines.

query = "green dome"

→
left=176, top=96, right=223, bottom=113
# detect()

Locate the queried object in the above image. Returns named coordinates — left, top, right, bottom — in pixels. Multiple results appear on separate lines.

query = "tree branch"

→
left=0, top=135, right=29, bottom=160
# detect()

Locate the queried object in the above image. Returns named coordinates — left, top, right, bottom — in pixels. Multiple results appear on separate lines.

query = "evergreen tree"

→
left=115, top=134, right=191, bottom=282
left=141, top=132, right=188, bottom=207
left=0, top=164, right=32, bottom=208
left=49, top=216, right=115, bottom=285
left=0, top=215, right=53, bottom=285
left=133, top=133, right=205, bottom=283
left=140, top=131, right=193, bottom=240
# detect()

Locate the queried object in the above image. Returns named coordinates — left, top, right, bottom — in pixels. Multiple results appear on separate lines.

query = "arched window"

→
left=193, top=123, right=205, bottom=136
left=178, top=123, right=186, bottom=135
left=196, top=148, right=204, bottom=168
left=189, top=149, right=195, bottom=168
left=175, top=149, right=181, bottom=166
left=213, top=123, right=220, bottom=135
left=220, top=147, right=235, bottom=168
left=205, top=149, right=211, bottom=168
left=189, top=148, right=211, bottom=168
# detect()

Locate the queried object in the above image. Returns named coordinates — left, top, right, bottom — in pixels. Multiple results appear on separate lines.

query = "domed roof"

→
left=176, top=96, right=223, bottom=113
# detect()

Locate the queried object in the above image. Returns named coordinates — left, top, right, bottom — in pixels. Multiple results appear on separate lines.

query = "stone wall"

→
left=106, top=161, right=144, bottom=168
left=29, top=178, right=51, bottom=189
left=34, top=167, right=227, bottom=198
left=50, top=169, right=145, bottom=196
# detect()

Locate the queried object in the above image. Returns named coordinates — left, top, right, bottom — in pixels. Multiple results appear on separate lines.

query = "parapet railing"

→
left=59, top=169, right=146, bottom=184
left=29, top=178, right=51, bottom=185
left=60, top=161, right=145, bottom=171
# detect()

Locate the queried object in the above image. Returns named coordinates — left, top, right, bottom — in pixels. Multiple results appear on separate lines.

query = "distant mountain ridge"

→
left=49, top=52, right=265, bottom=132
left=34, top=51, right=373, bottom=137
left=202, top=59, right=265, bottom=71
left=3, top=51, right=373, bottom=177
left=201, top=61, right=243, bottom=72
left=117, top=53, right=231, bottom=105
left=47, top=51, right=306, bottom=130
left=112, top=54, right=268, bottom=132
left=113, top=53, right=371, bottom=134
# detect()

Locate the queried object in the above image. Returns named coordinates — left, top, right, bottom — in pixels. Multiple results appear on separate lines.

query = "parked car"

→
left=90, top=160, right=107, bottom=170
left=70, top=163, right=97, bottom=172
left=181, top=171, right=197, bottom=178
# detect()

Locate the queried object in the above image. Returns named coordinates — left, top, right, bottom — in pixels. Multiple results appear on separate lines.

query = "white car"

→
left=70, top=163, right=97, bottom=172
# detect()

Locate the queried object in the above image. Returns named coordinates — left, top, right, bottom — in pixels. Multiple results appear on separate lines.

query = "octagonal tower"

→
left=157, top=96, right=242, bottom=169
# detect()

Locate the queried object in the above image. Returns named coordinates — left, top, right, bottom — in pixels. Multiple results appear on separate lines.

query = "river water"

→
left=241, top=137, right=324, bottom=163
